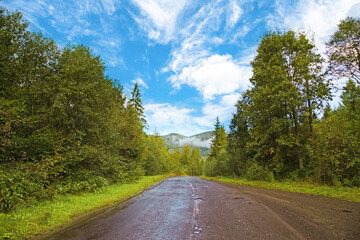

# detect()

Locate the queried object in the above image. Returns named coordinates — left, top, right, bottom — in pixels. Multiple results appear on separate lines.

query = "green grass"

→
left=0, top=174, right=173, bottom=240
left=202, top=176, right=360, bottom=203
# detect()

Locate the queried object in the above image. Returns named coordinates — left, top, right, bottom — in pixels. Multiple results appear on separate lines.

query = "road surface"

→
left=48, top=177, right=360, bottom=240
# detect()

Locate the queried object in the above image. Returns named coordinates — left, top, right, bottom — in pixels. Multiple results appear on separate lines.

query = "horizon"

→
left=4, top=0, right=360, bottom=136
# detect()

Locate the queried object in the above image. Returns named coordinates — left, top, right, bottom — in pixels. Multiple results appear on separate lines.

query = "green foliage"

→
left=202, top=176, right=360, bottom=203
left=205, top=118, right=230, bottom=177
left=204, top=149, right=229, bottom=177
left=178, top=145, right=203, bottom=175
left=245, top=162, right=275, bottom=182
left=246, top=30, right=329, bottom=173
left=327, top=17, right=360, bottom=84
left=128, top=83, right=146, bottom=126
left=169, top=148, right=183, bottom=175
left=311, top=80, right=360, bottom=186
left=1, top=175, right=171, bottom=240
left=209, top=117, right=228, bottom=158
left=225, top=24, right=359, bottom=187
left=227, top=99, right=251, bottom=176
left=190, top=147, right=203, bottom=176
left=0, top=6, right=174, bottom=213
left=142, top=135, right=170, bottom=175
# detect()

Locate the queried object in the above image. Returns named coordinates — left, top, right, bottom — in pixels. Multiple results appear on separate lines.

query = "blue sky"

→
left=3, top=0, right=360, bottom=136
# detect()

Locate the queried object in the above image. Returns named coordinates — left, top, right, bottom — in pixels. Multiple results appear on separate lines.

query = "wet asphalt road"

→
left=48, top=177, right=360, bottom=240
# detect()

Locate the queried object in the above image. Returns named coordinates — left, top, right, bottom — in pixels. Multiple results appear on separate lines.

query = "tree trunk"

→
left=293, top=109, right=304, bottom=169
left=307, top=98, right=313, bottom=138
left=305, top=79, right=313, bottom=138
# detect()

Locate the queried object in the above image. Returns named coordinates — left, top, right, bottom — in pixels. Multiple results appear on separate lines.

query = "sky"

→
left=3, top=0, right=360, bottom=136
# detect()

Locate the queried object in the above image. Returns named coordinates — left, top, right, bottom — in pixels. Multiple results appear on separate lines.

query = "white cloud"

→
left=4, top=0, right=121, bottom=41
left=101, top=0, right=117, bottom=15
left=268, top=0, right=360, bottom=54
left=106, top=56, right=125, bottom=67
left=156, top=0, right=254, bottom=101
left=131, top=0, right=188, bottom=44
left=170, top=54, right=252, bottom=99
left=347, top=2, right=360, bottom=17
left=48, top=5, right=55, bottom=15
left=97, top=38, right=121, bottom=48
left=227, top=0, right=243, bottom=28
left=2, top=0, right=49, bottom=32
left=144, top=93, right=242, bottom=136
left=145, top=103, right=206, bottom=136
left=132, top=78, right=149, bottom=89
left=230, top=24, right=251, bottom=43
left=221, top=92, right=241, bottom=106
left=194, top=93, right=240, bottom=127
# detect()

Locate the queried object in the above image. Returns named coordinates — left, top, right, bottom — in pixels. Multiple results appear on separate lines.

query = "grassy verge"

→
left=0, top=174, right=174, bottom=240
left=201, top=176, right=360, bottom=203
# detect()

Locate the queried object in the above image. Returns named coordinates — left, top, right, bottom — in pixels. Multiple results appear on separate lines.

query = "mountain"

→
left=162, top=131, right=213, bottom=157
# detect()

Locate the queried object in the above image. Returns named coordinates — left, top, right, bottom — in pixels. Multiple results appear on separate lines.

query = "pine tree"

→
left=128, top=83, right=146, bottom=126
left=209, top=117, right=227, bottom=158
left=227, top=98, right=251, bottom=175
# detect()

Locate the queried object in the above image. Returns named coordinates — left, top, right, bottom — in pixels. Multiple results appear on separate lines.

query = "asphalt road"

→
left=48, top=177, right=360, bottom=240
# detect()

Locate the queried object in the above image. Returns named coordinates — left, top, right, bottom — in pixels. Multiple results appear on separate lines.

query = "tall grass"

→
left=0, top=174, right=173, bottom=240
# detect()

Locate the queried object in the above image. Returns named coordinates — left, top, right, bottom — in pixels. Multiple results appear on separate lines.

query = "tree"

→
left=209, top=117, right=228, bottom=158
left=311, top=80, right=360, bottom=186
left=0, top=5, right=177, bottom=212
left=128, top=83, right=146, bottom=126
left=190, top=147, right=203, bottom=176
left=327, top=17, right=360, bottom=84
left=227, top=98, right=251, bottom=176
left=142, top=135, right=170, bottom=175
left=205, top=117, right=228, bottom=176
left=180, top=145, right=192, bottom=174
left=247, top=30, right=330, bottom=173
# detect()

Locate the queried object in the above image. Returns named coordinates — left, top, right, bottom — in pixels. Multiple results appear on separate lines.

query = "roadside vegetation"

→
left=204, top=18, right=360, bottom=189
left=0, top=5, right=202, bottom=217
left=0, top=175, right=172, bottom=240
left=1, top=4, right=359, bottom=239
left=202, top=176, right=360, bottom=203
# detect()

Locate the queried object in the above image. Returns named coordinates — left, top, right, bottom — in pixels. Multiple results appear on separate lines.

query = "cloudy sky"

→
left=3, top=0, right=360, bottom=136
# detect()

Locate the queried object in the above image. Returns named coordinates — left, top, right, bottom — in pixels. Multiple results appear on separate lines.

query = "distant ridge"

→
left=162, top=131, right=213, bottom=157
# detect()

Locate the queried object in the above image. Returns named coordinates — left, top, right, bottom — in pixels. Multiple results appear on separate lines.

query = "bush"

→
left=245, top=163, right=275, bottom=182
left=0, top=160, right=58, bottom=212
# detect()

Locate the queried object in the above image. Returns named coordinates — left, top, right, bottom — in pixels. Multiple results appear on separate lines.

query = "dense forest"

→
left=1, top=6, right=359, bottom=214
left=0, top=7, right=202, bottom=213
left=205, top=17, right=360, bottom=187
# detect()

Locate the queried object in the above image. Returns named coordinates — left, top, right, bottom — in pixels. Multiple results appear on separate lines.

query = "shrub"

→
left=245, top=163, right=275, bottom=182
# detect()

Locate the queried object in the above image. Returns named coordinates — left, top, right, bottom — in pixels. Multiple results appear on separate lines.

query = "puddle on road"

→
left=194, top=224, right=203, bottom=234
left=233, top=197, right=244, bottom=200
left=340, top=209, right=352, bottom=213
left=194, top=194, right=203, bottom=200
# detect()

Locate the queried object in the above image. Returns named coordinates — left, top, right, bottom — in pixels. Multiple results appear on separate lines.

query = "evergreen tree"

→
left=128, top=83, right=146, bottom=126
left=209, top=117, right=227, bottom=158
left=205, top=117, right=228, bottom=176
left=227, top=98, right=251, bottom=176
